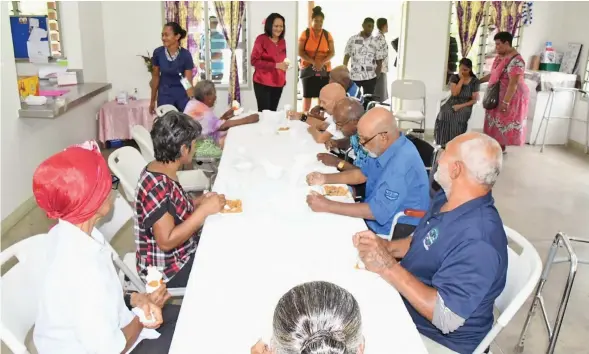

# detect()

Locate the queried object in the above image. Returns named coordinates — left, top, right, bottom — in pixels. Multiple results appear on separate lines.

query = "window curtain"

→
left=164, top=1, right=202, bottom=80
left=491, top=1, right=524, bottom=35
left=456, top=1, right=486, bottom=58
left=214, top=1, right=246, bottom=104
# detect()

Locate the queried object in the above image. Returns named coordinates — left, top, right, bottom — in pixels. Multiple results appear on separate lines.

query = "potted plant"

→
left=138, top=51, right=153, bottom=87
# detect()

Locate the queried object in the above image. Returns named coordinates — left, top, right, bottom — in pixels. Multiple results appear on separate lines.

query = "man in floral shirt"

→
left=374, top=18, right=390, bottom=101
left=343, top=18, right=386, bottom=97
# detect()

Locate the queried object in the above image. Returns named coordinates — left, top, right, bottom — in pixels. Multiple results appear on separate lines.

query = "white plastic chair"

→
left=155, top=104, right=178, bottom=117
left=0, top=234, right=49, bottom=354
left=131, top=125, right=155, bottom=162
left=97, top=191, right=186, bottom=298
left=130, top=124, right=211, bottom=192
left=108, top=146, right=147, bottom=202
left=473, top=226, right=542, bottom=354
left=390, top=79, right=427, bottom=132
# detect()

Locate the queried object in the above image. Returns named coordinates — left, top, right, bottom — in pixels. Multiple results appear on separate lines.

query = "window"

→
left=9, top=1, right=63, bottom=58
left=447, top=1, right=523, bottom=82
left=165, top=1, right=248, bottom=87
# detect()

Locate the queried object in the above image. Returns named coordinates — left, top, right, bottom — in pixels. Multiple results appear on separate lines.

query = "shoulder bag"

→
left=300, top=29, right=330, bottom=79
left=483, top=55, right=518, bottom=110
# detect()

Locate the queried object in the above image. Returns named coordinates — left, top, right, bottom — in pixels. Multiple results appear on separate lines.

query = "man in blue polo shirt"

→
left=353, top=132, right=507, bottom=354
left=306, top=107, right=430, bottom=240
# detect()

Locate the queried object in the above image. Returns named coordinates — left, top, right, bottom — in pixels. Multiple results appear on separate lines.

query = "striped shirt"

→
left=201, top=30, right=227, bottom=76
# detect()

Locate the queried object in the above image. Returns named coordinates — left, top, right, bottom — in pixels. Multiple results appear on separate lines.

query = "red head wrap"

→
left=32, top=141, right=112, bottom=224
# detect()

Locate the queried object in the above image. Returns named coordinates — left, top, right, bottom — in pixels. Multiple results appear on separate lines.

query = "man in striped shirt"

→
left=200, top=16, right=227, bottom=81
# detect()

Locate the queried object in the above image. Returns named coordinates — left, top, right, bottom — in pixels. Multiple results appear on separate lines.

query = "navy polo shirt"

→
left=361, top=134, right=430, bottom=235
left=400, top=191, right=508, bottom=354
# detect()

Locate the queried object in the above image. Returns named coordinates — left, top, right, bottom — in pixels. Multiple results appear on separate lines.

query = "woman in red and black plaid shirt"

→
left=134, top=111, right=226, bottom=288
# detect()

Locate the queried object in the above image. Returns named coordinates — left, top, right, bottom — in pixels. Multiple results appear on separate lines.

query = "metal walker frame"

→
left=515, top=233, right=589, bottom=354
left=533, top=87, right=589, bottom=153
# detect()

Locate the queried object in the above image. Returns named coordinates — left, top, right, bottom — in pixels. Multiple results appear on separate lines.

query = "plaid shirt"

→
left=134, top=168, right=199, bottom=282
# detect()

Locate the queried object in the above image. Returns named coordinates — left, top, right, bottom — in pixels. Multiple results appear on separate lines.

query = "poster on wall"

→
left=559, top=43, right=583, bottom=75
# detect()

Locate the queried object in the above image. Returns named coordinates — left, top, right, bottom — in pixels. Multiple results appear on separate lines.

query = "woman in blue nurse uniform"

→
left=149, top=22, right=195, bottom=114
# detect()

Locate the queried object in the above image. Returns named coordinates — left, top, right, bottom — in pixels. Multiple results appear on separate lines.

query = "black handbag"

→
left=300, top=29, right=329, bottom=79
left=483, top=55, right=518, bottom=110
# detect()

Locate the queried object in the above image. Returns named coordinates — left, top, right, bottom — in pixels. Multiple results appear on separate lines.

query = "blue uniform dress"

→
left=360, top=134, right=430, bottom=235
left=152, top=46, right=195, bottom=112
left=400, top=191, right=508, bottom=354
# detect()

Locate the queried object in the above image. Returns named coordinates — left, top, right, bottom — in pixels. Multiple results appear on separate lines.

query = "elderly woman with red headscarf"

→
left=32, top=141, right=180, bottom=354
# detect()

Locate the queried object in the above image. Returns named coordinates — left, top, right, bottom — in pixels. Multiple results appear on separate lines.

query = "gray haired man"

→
left=354, top=132, right=507, bottom=354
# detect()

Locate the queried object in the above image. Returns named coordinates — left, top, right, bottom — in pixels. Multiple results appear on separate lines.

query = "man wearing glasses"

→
left=306, top=107, right=430, bottom=240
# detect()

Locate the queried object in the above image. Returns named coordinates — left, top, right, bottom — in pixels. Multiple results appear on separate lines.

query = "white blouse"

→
left=33, top=220, right=135, bottom=353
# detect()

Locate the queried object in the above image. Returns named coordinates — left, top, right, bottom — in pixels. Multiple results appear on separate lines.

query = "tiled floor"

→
left=2, top=144, right=588, bottom=353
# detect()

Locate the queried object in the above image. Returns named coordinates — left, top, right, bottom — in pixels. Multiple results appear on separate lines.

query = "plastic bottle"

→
left=541, top=41, right=556, bottom=64
left=145, top=266, right=163, bottom=294
left=179, top=73, right=192, bottom=90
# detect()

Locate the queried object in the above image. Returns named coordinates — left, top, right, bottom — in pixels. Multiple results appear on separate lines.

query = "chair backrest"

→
left=156, top=104, right=178, bottom=117
left=496, top=226, right=543, bottom=317
left=390, top=80, right=426, bottom=100
left=1, top=234, right=49, bottom=354
left=131, top=125, right=155, bottom=162
left=473, top=226, right=543, bottom=354
left=96, top=191, right=134, bottom=243
left=107, top=147, right=147, bottom=202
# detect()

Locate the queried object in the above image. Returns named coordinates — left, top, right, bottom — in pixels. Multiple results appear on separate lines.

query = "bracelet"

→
left=502, top=100, right=510, bottom=105
left=301, top=113, right=308, bottom=123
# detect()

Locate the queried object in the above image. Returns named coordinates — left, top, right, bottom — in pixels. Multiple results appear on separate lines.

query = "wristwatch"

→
left=301, top=113, right=308, bottom=123
left=337, top=161, right=345, bottom=171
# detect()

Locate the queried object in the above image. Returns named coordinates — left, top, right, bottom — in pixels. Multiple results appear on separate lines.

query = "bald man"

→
left=330, top=65, right=361, bottom=100
left=306, top=107, right=430, bottom=239
left=354, top=132, right=507, bottom=354
left=299, top=83, right=348, bottom=143
left=288, top=83, right=345, bottom=133
left=317, top=97, right=368, bottom=171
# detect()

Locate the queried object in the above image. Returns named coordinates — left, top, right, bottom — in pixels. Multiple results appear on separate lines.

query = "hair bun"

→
left=312, top=6, right=322, bottom=14
left=300, top=330, right=345, bottom=354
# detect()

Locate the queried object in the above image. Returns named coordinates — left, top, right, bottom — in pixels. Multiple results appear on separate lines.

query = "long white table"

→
left=169, top=111, right=428, bottom=353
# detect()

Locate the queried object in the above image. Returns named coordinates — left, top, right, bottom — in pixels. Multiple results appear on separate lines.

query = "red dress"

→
left=484, top=54, right=530, bottom=146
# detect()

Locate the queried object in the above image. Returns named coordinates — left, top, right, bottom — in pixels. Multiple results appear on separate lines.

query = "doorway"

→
left=296, top=1, right=406, bottom=110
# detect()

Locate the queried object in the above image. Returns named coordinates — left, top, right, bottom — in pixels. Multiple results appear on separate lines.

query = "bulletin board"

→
left=10, top=15, right=49, bottom=59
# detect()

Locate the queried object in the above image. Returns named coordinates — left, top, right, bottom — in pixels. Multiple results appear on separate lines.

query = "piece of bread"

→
left=221, top=199, right=242, bottom=213
left=324, top=185, right=348, bottom=197
left=278, top=127, right=290, bottom=131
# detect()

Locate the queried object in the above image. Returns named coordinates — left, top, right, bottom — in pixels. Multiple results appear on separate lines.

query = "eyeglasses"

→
left=359, top=131, right=388, bottom=146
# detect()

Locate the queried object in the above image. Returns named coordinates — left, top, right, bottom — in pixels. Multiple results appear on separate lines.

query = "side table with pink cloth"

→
left=98, top=99, right=155, bottom=142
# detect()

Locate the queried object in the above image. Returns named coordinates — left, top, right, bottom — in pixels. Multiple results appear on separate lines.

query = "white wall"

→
left=559, top=1, right=589, bottom=145
left=0, top=2, right=108, bottom=221
left=402, top=1, right=450, bottom=129
left=102, top=1, right=298, bottom=117
left=78, top=1, right=107, bottom=82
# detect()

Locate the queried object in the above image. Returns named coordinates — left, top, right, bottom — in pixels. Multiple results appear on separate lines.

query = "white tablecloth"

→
left=169, top=111, right=427, bottom=354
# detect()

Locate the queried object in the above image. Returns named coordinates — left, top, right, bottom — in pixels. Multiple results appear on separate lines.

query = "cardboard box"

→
left=18, top=75, right=40, bottom=99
